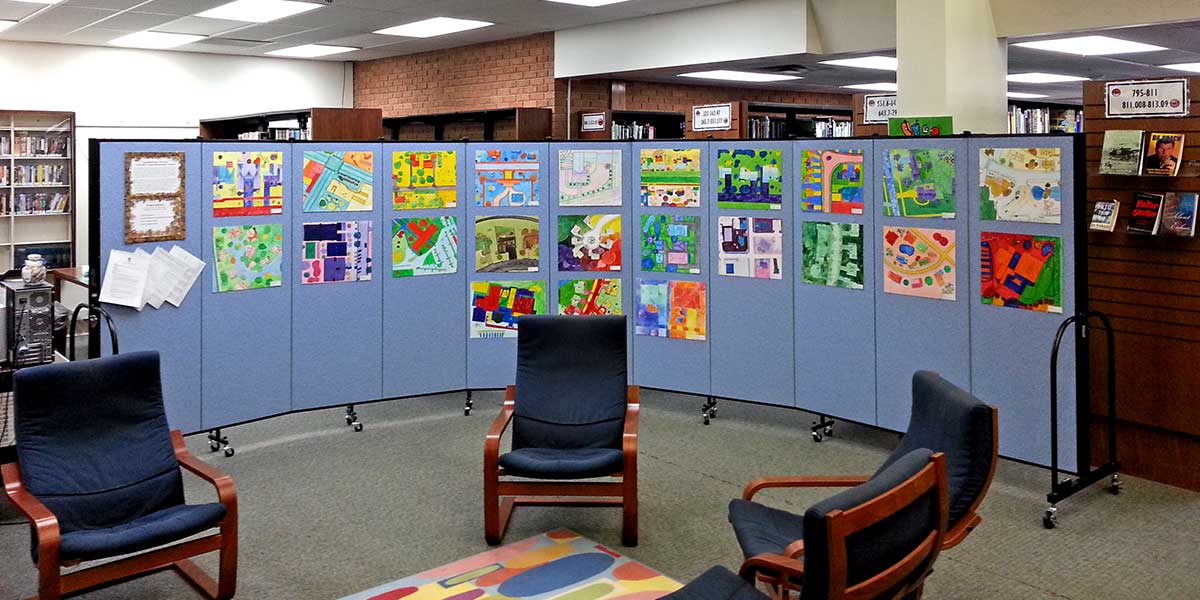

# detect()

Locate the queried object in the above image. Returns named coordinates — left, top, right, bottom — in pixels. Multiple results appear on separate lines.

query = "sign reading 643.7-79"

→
left=1105, top=78, right=1189, bottom=118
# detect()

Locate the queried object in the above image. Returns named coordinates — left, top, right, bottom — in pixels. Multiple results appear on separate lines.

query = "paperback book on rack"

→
left=1099, top=130, right=1144, bottom=175
left=1089, top=200, right=1120, bottom=232
left=1143, top=132, right=1185, bottom=176
left=1127, top=192, right=1165, bottom=235
left=1162, top=192, right=1198, bottom=237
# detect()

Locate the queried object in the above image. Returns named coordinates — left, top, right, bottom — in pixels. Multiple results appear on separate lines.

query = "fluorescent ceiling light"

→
left=1006, top=72, right=1088, bottom=83
left=1014, top=35, right=1165, bottom=56
left=197, top=0, right=322, bottom=24
left=1007, top=92, right=1048, bottom=99
left=109, top=31, right=204, bottom=49
left=820, top=55, right=897, bottom=71
left=267, top=44, right=357, bottom=58
left=542, top=0, right=633, bottom=5
left=12, top=1, right=64, bottom=4
left=1162, top=62, right=1200, bottom=73
left=841, top=82, right=898, bottom=91
left=677, top=70, right=800, bottom=82
left=375, top=17, right=493, bottom=38
left=0, top=20, right=17, bottom=33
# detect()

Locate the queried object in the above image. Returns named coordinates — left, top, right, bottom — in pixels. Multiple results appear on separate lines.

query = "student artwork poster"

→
left=980, top=232, right=1063, bottom=313
left=716, top=149, right=783, bottom=210
left=212, top=224, right=283, bottom=292
left=799, top=150, right=864, bottom=215
left=559, top=149, right=622, bottom=206
left=640, top=148, right=701, bottom=208
left=302, top=151, right=374, bottom=212
left=301, top=221, right=373, bottom=285
left=881, top=226, right=956, bottom=301
left=718, top=216, right=783, bottom=280
left=559, top=278, right=622, bottom=316
left=469, top=280, right=546, bottom=338
left=392, top=217, right=459, bottom=277
left=394, top=151, right=457, bottom=210
left=212, top=151, right=284, bottom=217
left=634, top=279, right=706, bottom=341
left=558, top=214, right=622, bottom=272
left=476, top=149, right=540, bottom=207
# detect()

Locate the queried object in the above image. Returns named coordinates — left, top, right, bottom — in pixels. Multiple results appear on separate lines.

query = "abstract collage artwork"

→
left=978, top=147, right=1062, bottom=224
left=301, top=151, right=374, bottom=212
left=635, top=279, right=669, bottom=337
left=640, top=214, right=700, bottom=273
left=212, top=151, right=284, bottom=217
left=558, top=214, right=622, bottom=272
left=392, top=216, right=458, bottom=278
left=980, top=232, right=1063, bottom=313
left=476, top=149, right=540, bottom=207
left=716, top=148, right=783, bottom=210
left=801, top=221, right=865, bottom=290
left=668, top=280, right=707, bottom=341
left=880, top=148, right=957, bottom=218
left=393, top=150, right=457, bottom=210
left=301, top=221, right=373, bottom=285
left=212, top=224, right=283, bottom=292
left=558, top=278, right=622, bottom=316
left=475, top=216, right=539, bottom=273
left=558, top=149, right=622, bottom=206
left=799, top=149, right=865, bottom=215
left=718, top=216, right=783, bottom=279
left=882, top=226, right=957, bottom=300
left=640, top=148, right=701, bottom=207
left=470, top=280, right=546, bottom=338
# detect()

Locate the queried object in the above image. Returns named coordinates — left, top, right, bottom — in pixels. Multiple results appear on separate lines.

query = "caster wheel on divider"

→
left=464, top=408, right=471, bottom=416
left=1109, top=475, right=1123, bottom=495
left=210, top=441, right=220, bottom=452
left=224, top=447, right=235, bottom=457
left=353, top=423, right=364, bottom=432
left=709, top=409, right=717, bottom=419
left=812, top=431, right=823, bottom=443
left=1042, top=508, right=1057, bottom=529
left=703, top=415, right=711, bottom=426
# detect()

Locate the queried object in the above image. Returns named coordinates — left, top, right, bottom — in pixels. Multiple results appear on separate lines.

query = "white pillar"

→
left=896, top=0, right=1008, bottom=134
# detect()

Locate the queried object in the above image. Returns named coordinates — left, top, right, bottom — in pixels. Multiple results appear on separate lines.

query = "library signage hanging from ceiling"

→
left=863, top=93, right=898, bottom=124
left=1105, top=78, right=1189, bottom=118
left=692, top=103, right=733, bottom=131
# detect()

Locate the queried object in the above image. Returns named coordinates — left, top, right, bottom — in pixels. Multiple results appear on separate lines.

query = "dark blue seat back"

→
left=13, top=351, right=184, bottom=534
left=513, top=315, right=627, bottom=451
left=802, top=449, right=939, bottom=600
left=877, top=371, right=995, bottom=527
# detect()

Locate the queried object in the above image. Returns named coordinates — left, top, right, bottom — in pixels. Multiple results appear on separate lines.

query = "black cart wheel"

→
left=1042, top=508, right=1057, bottom=529
left=224, top=447, right=235, bottom=457
left=353, top=423, right=364, bottom=432
left=812, top=431, right=823, bottom=443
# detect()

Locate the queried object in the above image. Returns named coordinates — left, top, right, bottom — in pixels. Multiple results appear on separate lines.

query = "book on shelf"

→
left=1127, top=192, right=1165, bottom=235
left=815, top=120, right=853, bottom=138
left=1162, top=192, right=1198, bottom=237
left=237, top=128, right=310, bottom=140
left=1142, top=132, right=1185, bottom=176
left=1099, top=130, right=1144, bottom=175
left=12, top=163, right=66, bottom=185
left=9, top=191, right=68, bottom=214
left=1089, top=200, right=1120, bottom=232
left=610, top=122, right=656, bottom=140
left=748, top=116, right=788, bottom=139
left=4, top=135, right=69, bottom=157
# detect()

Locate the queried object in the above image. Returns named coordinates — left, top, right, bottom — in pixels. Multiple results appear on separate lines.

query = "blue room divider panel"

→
left=465, top=142, right=551, bottom=390
left=792, top=140, right=877, bottom=424
left=98, top=141, right=205, bottom=433
left=547, top=142, right=635, bottom=377
left=630, top=142, right=711, bottom=396
left=873, top=138, right=972, bottom=431
left=289, top=143, right=384, bottom=411
left=382, top=143, right=469, bottom=398
left=967, top=136, right=1079, bottom=470
left=201, top=142, right=293, bottom=429
left=709, top=142, right=795, bottom=407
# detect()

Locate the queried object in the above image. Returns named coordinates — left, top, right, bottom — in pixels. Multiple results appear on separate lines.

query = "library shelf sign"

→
left=581, top=113, right=607, bottom=132
left=863, top=93, right=898, bottom=124
left=1105, top=78, right=1189, bottom=119
left=692, top=103, right=733, bottom=132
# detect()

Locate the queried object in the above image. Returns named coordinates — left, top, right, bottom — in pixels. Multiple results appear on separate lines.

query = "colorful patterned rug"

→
left=341, top=529, right=682, bottom=600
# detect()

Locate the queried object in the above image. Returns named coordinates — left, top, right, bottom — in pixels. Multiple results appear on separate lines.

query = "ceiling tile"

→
left=13, top=6, right=117, bottom=33
left=87, top=11, right=181, bottom=32
left=66, top=0, right=147, bottom=10
left=212, top=22, right=308, bottom=42
left=154, top=15, right=244, bottom=36
left=0, top=1, right=44, bottom=21
left=135, top=0, right=233, bottom=17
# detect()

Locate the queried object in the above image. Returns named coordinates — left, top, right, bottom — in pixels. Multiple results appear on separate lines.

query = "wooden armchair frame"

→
left=739, top=454, right=949, bottom=600
left=2, top=430, right=238, bottom=600
left=484, top=384, right=639, bottom=547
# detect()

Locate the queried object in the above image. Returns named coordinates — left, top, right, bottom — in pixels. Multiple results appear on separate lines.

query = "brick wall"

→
left=620, top=80, right=852, bottom=113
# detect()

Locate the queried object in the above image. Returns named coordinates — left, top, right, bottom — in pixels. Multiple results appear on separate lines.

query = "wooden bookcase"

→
left=199, top=107, right=383, bottom=140
left=0, top=110, right=75, bottom=270
left=574, top=110, right=686, bottom=140
left=384, top=108, right=552, bottom=141
left=686, top=101, right=853, bottom=139
left=1009, top=99, right=1083, bottom=133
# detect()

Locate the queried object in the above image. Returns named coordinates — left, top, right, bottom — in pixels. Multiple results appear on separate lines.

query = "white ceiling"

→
left=0, top=0, right=737, bottom=61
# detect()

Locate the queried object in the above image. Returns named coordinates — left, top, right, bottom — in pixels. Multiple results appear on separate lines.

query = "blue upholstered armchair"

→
left=484, top=315, right=639, bottom=546
left=1, top=351, right=237, bottom=600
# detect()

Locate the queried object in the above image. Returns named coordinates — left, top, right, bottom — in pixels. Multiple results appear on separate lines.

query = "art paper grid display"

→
left=718, top=216, right=783, bottom=279
left=716, top=148, right=783, bottom=210
left=978, top=147, right=1062, bottom=224
left=393, top=150, right=457, bottom=210
left=980, top=231, right=1063, bottom=313
left=635, top=279, right=706, bottom=340
left=882, top=226, right=956, bottom=300
left=212, top=224, right=283, bottom=292
left=301, top=221, right=373, bottom=285
left=301, top=151, right=374, bottom=212
left=212, top=151, right=284, bottom=217
left=475, top=216, right=539, bottom=273
left=476, top=149, right=540, bottom=207
left=640, top=148, right=701, bottom=207
left=558, top=278, right=622, bottom=316
left=558, top=149, right=622, bottom=206
left=640, top=214, right=700, bottom=273
left=392, top=216, right=458, bottom=278
left=558, top=214, right=622, bottom=272
left=801, top=221, right=865, bottom=290
left=880, top=148, right=956, bottom=218
left=800, top=150, right=865, bottom=215
left=469, top=280, right=546, bottom=338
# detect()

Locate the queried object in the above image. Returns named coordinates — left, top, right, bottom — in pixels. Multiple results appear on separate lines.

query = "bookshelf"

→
left=686, top=101, right=853, bottom=139
left=384, top=108, right=552, bottom=141
left=575, top=110, right=686, bottom=140
left=1008, top=100, right=1082, bottom=134
left=199, top=107, right=383, bottom=140
left=0, top=110, right=75, bottom=271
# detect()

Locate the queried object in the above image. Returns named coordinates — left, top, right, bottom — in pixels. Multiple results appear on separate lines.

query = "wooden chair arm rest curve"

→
left=742, top=475, right=870, bottom=500
left=171, top=431, right=238, bottom=508
left=739, top=552, right=806, bottom=584
left=2, top=462, right=62, bottom=555
left=622, top=386, right=640, bottom=458
left=485, top=386, right=517, bottom=463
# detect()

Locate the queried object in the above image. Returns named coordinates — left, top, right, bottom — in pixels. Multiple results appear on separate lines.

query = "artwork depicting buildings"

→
left=880, top=148, right=957, bottom=218
left=640, top=148, right=701, bottom=207
left=470, top=280, right=546, bottom=338
left=882, top=226, right=957, bottom=300
left=717, top=149, right=783, bottom=210
left=558, top=214, right=622, bottom=272
left=979, top=147, right=1062, bottom=224
left=801, top=221, right=864, bottom=290
left=212, top=224, right=283, bottom=292
left=392, top=216, right=458, bottom=278
left=301, top=221, right=373, bottom=285
left=393, top=150, right=457, bottom=210
left=476, top=149, right=540, bottom=207
left=980, top=231, right=1063, bottom=313
left=718, top=216, right=783, bottom=279
left=475, top=216, right=539, bottom=273
left=640, top=214, right=700, bottom=273
left=559, top=149, right=622, bottom=206
left=558, top=278, right=622, bottom=316
left=302, top=151, right=374, bottom=212
left=800, top=150, right=865, bottom=214
left=212, top=151, right=284, bottom=217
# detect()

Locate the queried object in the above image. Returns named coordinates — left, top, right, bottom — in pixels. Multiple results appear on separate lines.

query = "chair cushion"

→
left=661, top=566, right=767, bottom=600
left=53, top=503, right=226, bottom=562
left=728, top=498, right=806, bottom=559
left=498, top=447, right=624, bottom=480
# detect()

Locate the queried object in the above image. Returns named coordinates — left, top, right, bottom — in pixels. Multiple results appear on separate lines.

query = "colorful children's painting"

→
left=558, top=278, right=622, bottom=316
left=799, top=149, right=864, bottom=215
left=880, top=149, right=956, bottom=218
left=302, top=151, right=374, bottom=212
left=476, top=149, right=539, bottom=207
left=301, top=221, right=373, bottom=285
left=716, top=149, right=783, bottom=210
left=640, top=214, right=700, bottom=273
left=978, top=147, right=1062, bottom=224
left=559, top=149, right=622, bottom=206
left=558, top=214, right=622, bottom=272
left=392, top=216, right=458, bottom=278
left=469, top=280, right=546, bottom=338
left=212, top=224, right=283, bottom=292
left=640, top=148, right=701, bottom=207
left=635, top=279, right=669, bottom=337
left=393, top=150, right=457, bottom=210
left=718, top=216, right=783, bottom=279
left=212, top=151, right=284, bottom=217
left=801, top=221, right=865, bottom=290
left=980, top=231, right=1063, bottom=313
left=668, top=280, right=707, bottom=341
left=881, top=226, right=956, bottom=300
left=475, top=216, right=540, bottom=273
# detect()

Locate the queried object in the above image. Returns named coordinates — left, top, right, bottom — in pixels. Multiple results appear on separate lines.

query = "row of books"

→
left=814, top=120, right=854, bottom=138
left=1099, top=130, right=1186, bottom=176
left=237, top=128, right=311, bottom=140
left=747, top=116, right=790, bottom=139
left=15, top=243, right=71, bottom=269
left=1007, top=107, right=1082, bottom=134
left=1089, top=193, right=1198, bottom=236
left=11, top=163, right=67, bottom=185
left=0, top=135, right=69, bottom=157
left=1, top=191, right=69, bottom=214
left=610, top=122, right=657, bottom=140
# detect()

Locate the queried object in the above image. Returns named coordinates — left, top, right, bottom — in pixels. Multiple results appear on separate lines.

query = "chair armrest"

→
left=171, top=430, right=238, bottom=509
left=739, top=552, right=806, bottom=585
left=485, top=387, right=517, bottom=464
left=742, top=475, right=870, bottom=501
left=622, top=386, right=640, bottom=459
left=2, top=462, right=62, bottom=562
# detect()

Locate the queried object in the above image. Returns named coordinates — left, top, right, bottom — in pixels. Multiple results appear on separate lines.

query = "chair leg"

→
left=217, top=522, right=237, bottom=600
left=621, top=475, right=638, bottom=547
left=484, top=471, right=504, bottom=545
left=36, top=561, right=61, bottom=600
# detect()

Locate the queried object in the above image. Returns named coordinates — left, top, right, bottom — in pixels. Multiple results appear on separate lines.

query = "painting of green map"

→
left=801, top=222, right=864, bottom=290
left=880, top=149, right=957, bottom=218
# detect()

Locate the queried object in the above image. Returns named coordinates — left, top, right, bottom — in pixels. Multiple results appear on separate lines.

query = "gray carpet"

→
left=2, top=390, right=1198, bottom=599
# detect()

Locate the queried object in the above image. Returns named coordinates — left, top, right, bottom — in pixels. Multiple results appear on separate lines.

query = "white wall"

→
left=0, top=40, right=352, bottom=267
